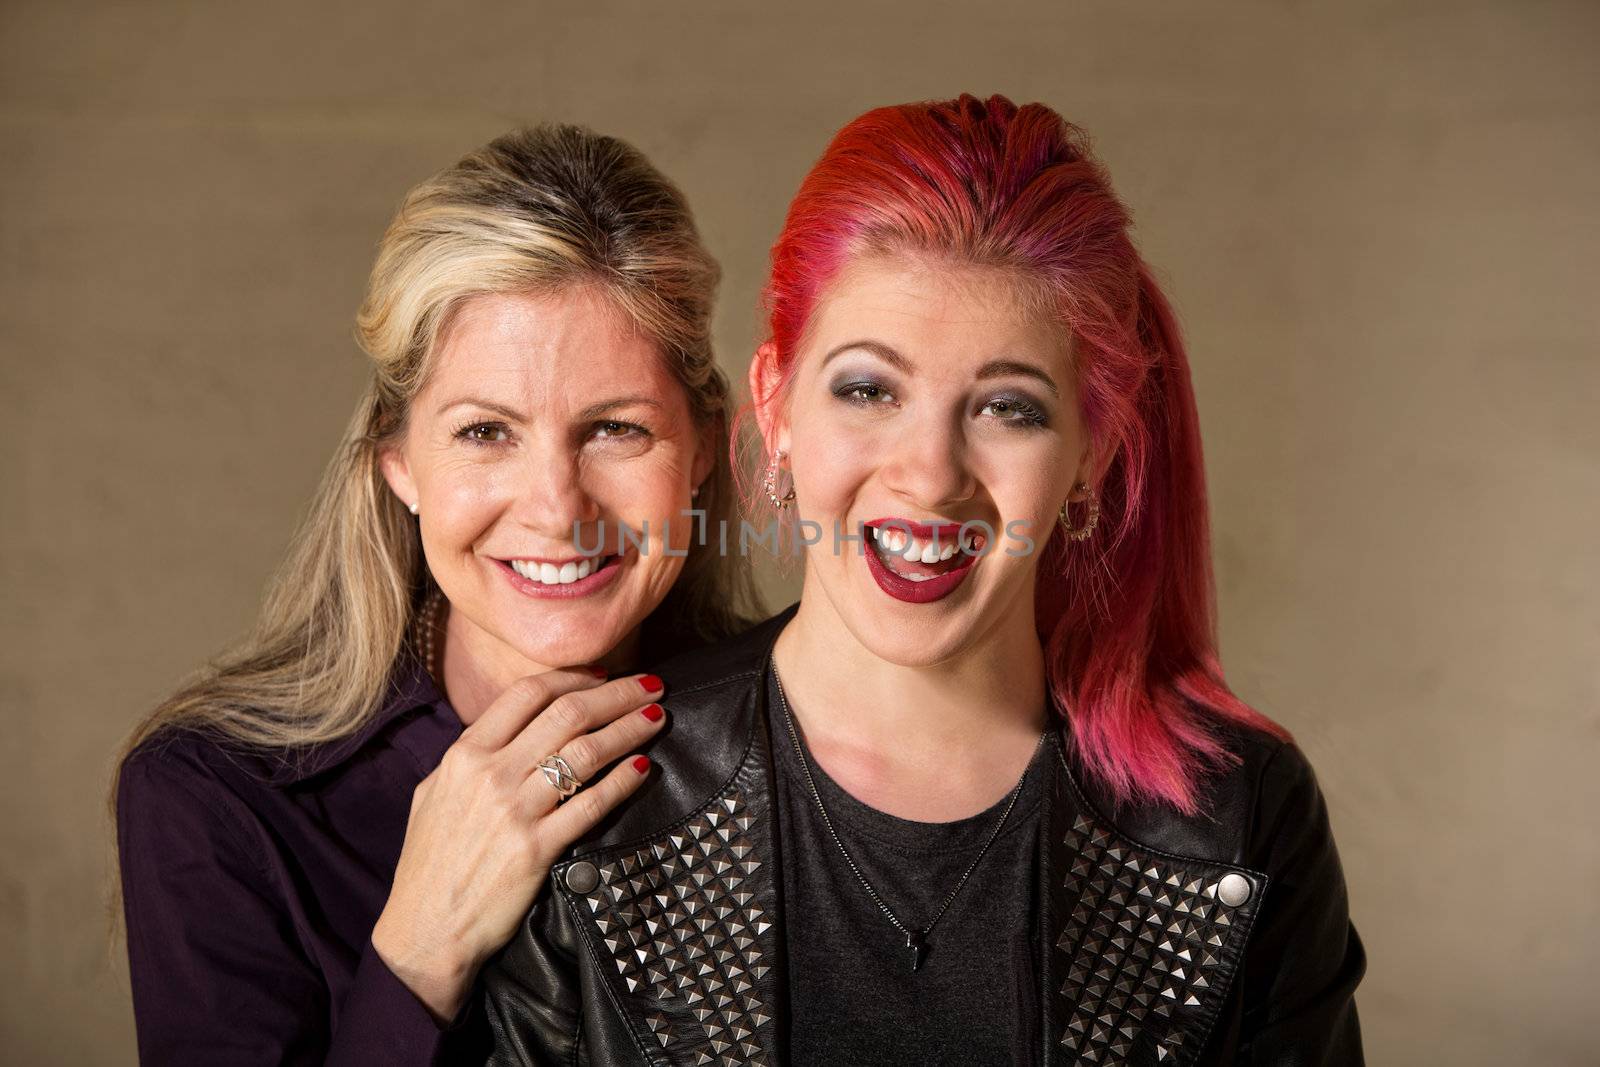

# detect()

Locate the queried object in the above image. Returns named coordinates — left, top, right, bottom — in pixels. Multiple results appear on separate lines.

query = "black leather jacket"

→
left=480, top=606, right=1365, bottom=1065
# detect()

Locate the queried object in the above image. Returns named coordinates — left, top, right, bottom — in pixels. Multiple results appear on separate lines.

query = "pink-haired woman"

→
left=480, top=95, right=1365, bottom=1066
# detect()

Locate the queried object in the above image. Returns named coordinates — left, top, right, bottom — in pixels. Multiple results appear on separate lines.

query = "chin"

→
left=830, top=597, right=975, bottom=668
left=505, top=615, right=632, bottom=668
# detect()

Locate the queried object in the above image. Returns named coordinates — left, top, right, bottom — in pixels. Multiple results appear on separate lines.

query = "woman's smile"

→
left=385, top=285, right=715, bottom=670
left=755, top=255, right=1084, bottom=667
left=860, top=519, right=986, bottom=603
left=495, top=550, right=628, bottom=599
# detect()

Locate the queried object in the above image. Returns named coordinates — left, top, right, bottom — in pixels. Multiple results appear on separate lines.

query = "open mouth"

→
left=862, top=521, right=985, bottom=604
left=866, top=524, right=983, bottom=580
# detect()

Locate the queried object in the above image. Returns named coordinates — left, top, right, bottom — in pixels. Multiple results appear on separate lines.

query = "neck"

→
left=772, top=583, right=1048, bottom=821
left=436, top=604, right=640, bottom=725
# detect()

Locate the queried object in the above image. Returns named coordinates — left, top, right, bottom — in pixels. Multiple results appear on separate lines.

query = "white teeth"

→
left=512, top=557, right=605, bottom=585
left=871, top=523, right=990, bottom=578
left=907, top=536, right=949, bottom=562
left=872, top=527, right=966, bottom=556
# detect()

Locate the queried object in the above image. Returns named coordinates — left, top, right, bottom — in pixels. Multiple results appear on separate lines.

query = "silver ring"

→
left=537, top=754, right=583, bottom=799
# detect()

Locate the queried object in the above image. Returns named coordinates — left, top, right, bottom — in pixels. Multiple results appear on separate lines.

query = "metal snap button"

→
left=1216, top=872, right=1252, bottom=907
left=564, top=860, right=600, bottom=895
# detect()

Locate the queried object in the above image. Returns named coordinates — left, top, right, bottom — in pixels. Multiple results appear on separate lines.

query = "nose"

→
left=878, top=415, right=976, bottom=513
left=511, top=434, right=600, bottom=540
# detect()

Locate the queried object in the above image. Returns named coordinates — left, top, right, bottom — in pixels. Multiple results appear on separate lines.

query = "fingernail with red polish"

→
left=632, top=755, right=651, bottom=774
left=642, top=703, right=664, bottom=722
left=587, top=666, right=608, bottom=679
left=640, top=674, right=664, bottom=694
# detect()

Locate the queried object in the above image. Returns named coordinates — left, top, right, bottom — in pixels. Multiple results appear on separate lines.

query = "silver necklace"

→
left=771, top=666, right=1047, bottom=974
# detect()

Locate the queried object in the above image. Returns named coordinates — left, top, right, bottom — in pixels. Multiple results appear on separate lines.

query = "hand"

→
left=370, top=668, right=666, bottom=1023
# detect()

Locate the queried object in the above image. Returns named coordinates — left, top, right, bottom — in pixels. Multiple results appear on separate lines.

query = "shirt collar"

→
left=266, top=655, right=457, bottom=785
left=262, top=609, right=722, bottom=787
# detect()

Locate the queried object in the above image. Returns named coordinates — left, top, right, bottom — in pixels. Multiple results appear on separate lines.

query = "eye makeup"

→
left=981, top=392, right=1051, bottom=428
left=832, top=380, right=894, bottom=406
left=827, top=371, right=1052, bottom=430
left=827, top=362, right=899, bottom=407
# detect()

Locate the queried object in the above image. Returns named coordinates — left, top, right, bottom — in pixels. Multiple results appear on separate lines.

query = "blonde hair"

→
left=118, top=124, right=759, bottom=765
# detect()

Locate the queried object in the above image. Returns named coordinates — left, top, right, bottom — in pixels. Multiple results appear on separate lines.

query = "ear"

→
left=377, top=441, right=419, bottom=513
left=747, top=342, right=791, bottom=455
left=1068, top=439, right=1102, bottom=501
left=690, top=413, right=719, bottom=494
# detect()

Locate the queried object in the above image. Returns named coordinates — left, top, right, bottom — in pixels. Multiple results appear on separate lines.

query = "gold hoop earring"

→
left=1058, top=483, right=1100, bottom=541
left=763, top=450, right=796, bottom=510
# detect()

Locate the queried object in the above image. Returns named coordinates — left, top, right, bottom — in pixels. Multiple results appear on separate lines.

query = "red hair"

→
left=748, top=94, right=1290, bottom=815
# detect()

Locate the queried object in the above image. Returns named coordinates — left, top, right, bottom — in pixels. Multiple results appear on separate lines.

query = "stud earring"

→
left=408, top=501, right=419, bottom=516
left=763, top=450, right=796, bottom=510
left=1058, top=483, right=1099, bottom=541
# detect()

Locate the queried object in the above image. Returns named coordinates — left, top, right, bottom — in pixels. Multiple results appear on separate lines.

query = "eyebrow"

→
left=820, top=339, right=1060, bottom=398
left=437, top=395, right=665, bottom=421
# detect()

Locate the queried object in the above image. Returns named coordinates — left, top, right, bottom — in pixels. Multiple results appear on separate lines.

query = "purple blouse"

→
left=116, top=659, right=487, bottom=1065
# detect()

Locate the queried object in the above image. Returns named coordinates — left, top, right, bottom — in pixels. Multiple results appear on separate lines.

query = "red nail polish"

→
left=642, top=703, right=664, bottom=722
left=587, top=666, right=608, bottom=679
left=632, top=755, right=651, bottom=774
left=640, top=674, right=664, bottom=694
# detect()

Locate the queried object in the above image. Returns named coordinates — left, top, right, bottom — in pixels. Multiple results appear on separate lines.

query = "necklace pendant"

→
left=906, top=930, right=925, bottom=973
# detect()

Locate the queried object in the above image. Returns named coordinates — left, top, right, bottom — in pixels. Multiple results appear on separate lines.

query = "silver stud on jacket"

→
left=577, top=787, right=774, bottom=1065
left=1056, top=814, right=1262, bottom=1065
left=569, top=787, right=1261, bottom=1065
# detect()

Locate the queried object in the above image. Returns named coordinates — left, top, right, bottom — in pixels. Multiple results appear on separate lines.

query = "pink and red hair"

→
left=751, top=94, right=1290, bottom=815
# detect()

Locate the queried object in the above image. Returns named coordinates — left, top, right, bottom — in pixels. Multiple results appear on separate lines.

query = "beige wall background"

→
left=2, top=1, right=1595, bottom=1062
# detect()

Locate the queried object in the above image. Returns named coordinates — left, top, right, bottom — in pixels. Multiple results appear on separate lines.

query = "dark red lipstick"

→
left=861, top=518, right=983, bottom=604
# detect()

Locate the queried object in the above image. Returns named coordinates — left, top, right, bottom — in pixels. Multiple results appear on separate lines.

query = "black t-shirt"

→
left=766, top=662, right=1052, bottom=1065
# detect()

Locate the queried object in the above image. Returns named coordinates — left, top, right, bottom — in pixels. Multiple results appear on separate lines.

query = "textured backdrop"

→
left=2, top=1, right=1596, bottom=1062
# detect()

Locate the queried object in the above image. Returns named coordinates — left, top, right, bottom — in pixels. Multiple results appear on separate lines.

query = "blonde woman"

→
left=113, top=126, right=758, bottom=1065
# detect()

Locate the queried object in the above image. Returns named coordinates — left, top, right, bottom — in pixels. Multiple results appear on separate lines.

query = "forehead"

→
left=427, top=285, right=671, bottom=397
left=800, top=254, right=1066, bottom=370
